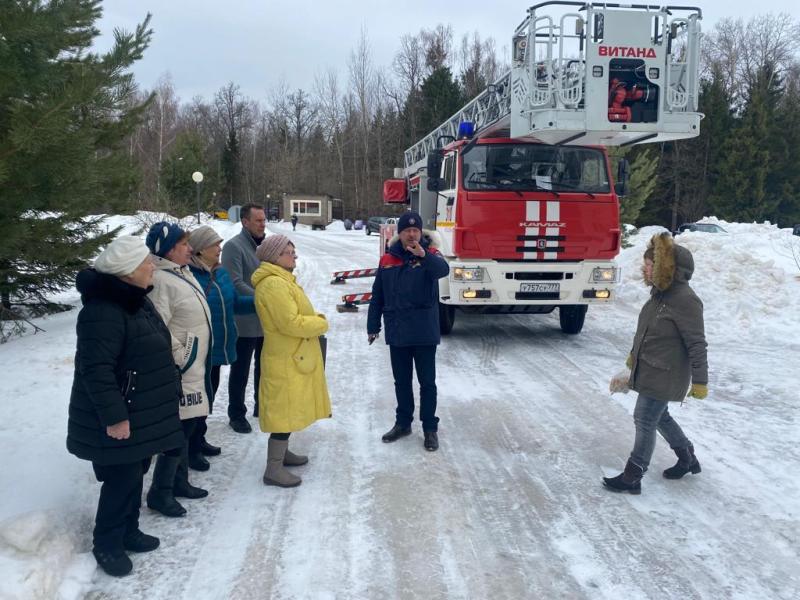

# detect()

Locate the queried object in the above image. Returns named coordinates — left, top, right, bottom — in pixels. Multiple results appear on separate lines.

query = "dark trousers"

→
left=389, top=345, right=439, bottom=432
left=91, top=458, right=151, bottom=552
left=182, top=417, right=199, bottom=444
left=191, top=366, right=221, bottom=452
left=160, top=418, right=197, bottom=462
left=227, top=336, right=263, bottom=420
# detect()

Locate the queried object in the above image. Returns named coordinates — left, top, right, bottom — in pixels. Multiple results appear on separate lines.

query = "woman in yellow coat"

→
left=252, top=234, right=331, bottom=487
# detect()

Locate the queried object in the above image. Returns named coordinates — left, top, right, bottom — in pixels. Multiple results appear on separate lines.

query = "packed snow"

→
left=0, top=215, right=798, bottom=600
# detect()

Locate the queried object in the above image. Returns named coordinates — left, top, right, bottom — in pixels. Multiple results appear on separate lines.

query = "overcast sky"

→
left=97, top=0, right=800, bottom=103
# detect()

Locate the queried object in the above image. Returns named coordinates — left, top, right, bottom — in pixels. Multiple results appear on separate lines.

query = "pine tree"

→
left=221, top=129, right=241, bottom=206
left=608, top=146, right=659, bottom=226
left=767, top=68, right=800, bottom=226
left=418, top=67, right=463, bottom=137
left=639, top=67, right=734, bottom=228
left=709, top=64, right=778, bottom=222
left=161, top=131, right=209, bottom=217
left=0, top=0, right=153, bottom=312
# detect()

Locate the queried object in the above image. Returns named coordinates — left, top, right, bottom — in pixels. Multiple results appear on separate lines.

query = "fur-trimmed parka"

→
left=628, top=233, right=708, bottom=402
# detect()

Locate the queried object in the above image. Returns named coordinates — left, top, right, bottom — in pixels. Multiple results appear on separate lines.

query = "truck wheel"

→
left=365, top=228, right=370, bottom=235
left=559, top=305, right=587, bottom=335
left=439, top=302, right=456, bottom=334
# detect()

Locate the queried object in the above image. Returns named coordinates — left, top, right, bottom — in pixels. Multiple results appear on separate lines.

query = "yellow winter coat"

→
left=252, top=262, right=331, bottom=433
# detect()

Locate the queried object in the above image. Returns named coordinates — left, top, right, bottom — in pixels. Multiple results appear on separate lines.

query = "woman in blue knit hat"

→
left=144, top=221, right=213, bottom=517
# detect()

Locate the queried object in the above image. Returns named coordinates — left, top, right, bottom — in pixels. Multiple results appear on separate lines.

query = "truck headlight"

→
left=590, top=267, right=619, bottom=283
left=453, top=267, right=483, bottom=282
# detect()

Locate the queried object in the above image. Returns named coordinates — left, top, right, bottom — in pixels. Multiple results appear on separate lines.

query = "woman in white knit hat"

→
left=67, top=236, right=184, bottom=577
left=252, top=235, right=331, bottom=487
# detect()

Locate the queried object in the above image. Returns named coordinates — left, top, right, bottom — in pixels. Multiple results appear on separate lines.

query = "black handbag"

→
left=319, top=335, right=327, bottom=368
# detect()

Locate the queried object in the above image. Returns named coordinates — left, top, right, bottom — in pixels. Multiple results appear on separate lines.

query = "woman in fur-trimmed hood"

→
left=603, top=232, right=709, bottom=495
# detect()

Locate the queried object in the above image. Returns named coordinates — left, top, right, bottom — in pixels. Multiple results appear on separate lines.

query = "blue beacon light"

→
left=457, top=121, right=475, bottom=139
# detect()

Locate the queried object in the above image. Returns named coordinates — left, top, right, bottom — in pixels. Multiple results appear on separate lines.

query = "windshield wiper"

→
left=492, top=181, right=525, bottom=197
left=550, top=180, right=596, bottom=198
left=516, top=178, right=560, bottom=198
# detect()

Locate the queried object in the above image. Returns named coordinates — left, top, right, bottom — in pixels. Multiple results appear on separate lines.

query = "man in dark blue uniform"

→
left=367, top=212, right=450, bottom=451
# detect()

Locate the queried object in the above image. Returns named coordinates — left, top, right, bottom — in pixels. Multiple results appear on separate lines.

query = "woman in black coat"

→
left=67, top=236, right=184, bottom=577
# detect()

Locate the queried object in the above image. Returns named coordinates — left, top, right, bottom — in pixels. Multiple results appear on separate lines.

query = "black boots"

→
left=122, top=529, right=160, bottom=553
left=146, top=454, right=186, bottom=517
left=174, top=447, right=209, bottom=499
left=93, top=548, right=133, bottom=577
left=603, top=460, right=644, bottom=495
left=663, top=443, right=702, bottom=479
left=94, top=530, right=159, bottom=577
left=199, top=439, right=221, bottom=456
left=382, top=424, right=412, bottom=443
left=188, top=452, right=210, bottom=471
left=424, top=432, right=439, bottom=451
left=230, top=417, right=252, bottom=434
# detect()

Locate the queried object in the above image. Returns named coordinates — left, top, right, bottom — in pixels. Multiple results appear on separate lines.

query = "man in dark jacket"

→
left=603, top=232, right=708, bottom=494
left=68, top=236, right=184, bottom=576
left=221, top=203, right=266, bottom=433
left=367, top=211, right=450, bottom=451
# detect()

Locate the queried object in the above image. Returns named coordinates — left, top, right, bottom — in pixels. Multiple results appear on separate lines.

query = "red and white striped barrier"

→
left=336, top=292, right=372, bottom=312
left=330, top=268, right=378, bottom=284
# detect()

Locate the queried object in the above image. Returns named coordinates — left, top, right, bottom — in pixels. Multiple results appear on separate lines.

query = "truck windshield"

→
left=461, top=144, right=610, bottom=194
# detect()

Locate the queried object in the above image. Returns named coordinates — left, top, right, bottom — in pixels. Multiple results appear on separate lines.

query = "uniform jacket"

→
left=189, top=262, right=255, bottom=366
left=221, top=229, right=263, bottom=338
left=367, top=230, right=450, bottom=347
left=629, top=234, right=709, bottom=402
left=252, top=261, right=331, bottom=433
left=150, top=257, right=213, bottom=419
left=67, top=270, right=184, bottom=465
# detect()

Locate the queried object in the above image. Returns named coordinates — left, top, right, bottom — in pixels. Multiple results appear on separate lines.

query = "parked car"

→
left=793, top=224, right=800, bottom=237
left=674, top=222, right=728, bottom=235
left=366, top=216, right=389, bottom=235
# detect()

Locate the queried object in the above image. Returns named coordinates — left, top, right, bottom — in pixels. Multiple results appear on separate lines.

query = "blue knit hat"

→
left=397, top=211, right=423, bottom=233
left=145, top=221, right=186, bottom=257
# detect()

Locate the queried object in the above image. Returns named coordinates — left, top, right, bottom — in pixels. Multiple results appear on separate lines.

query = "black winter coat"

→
left=67, top=269, right=184, bottom=465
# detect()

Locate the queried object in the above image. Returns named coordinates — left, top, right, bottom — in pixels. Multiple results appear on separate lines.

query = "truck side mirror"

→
left=615, top=158, right=630, bottom=197
left=427, top=150, right=444, bottom=192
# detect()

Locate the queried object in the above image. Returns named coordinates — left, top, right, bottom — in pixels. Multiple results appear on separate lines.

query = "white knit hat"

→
left=94, top=235, right=151, bottom=277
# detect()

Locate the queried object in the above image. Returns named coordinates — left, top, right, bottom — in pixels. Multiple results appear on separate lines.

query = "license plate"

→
left=520, top=282, right=560, bottom=293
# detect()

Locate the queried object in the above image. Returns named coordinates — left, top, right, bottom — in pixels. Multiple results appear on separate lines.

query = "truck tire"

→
left=559, top=305, right=587, bottom=335
left=439, top=302, right=456, bottom=335
left=366, top=228, right=370, bottom=235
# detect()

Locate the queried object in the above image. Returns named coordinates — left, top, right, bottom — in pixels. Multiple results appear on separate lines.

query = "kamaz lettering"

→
left=519, top=222, right=565, bottom=228
left=599, top=46, right=657, bottom=58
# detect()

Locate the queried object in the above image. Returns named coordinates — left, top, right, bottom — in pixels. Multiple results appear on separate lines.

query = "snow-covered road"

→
left=1, top=218, right=798, bottom=600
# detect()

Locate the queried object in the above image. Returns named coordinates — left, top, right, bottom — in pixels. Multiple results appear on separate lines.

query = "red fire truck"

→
left=382, top=1, right=702, bottom=334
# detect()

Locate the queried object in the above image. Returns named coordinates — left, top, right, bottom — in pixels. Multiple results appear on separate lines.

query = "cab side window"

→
left=442, top=155, right=456, bottom=191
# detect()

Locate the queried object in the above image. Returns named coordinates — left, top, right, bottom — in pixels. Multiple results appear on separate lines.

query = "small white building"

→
left=283, top=194, right=336, bottom=229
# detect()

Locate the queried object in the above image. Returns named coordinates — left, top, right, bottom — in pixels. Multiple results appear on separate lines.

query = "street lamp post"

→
left=192, top=171, right=204, bottom=223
